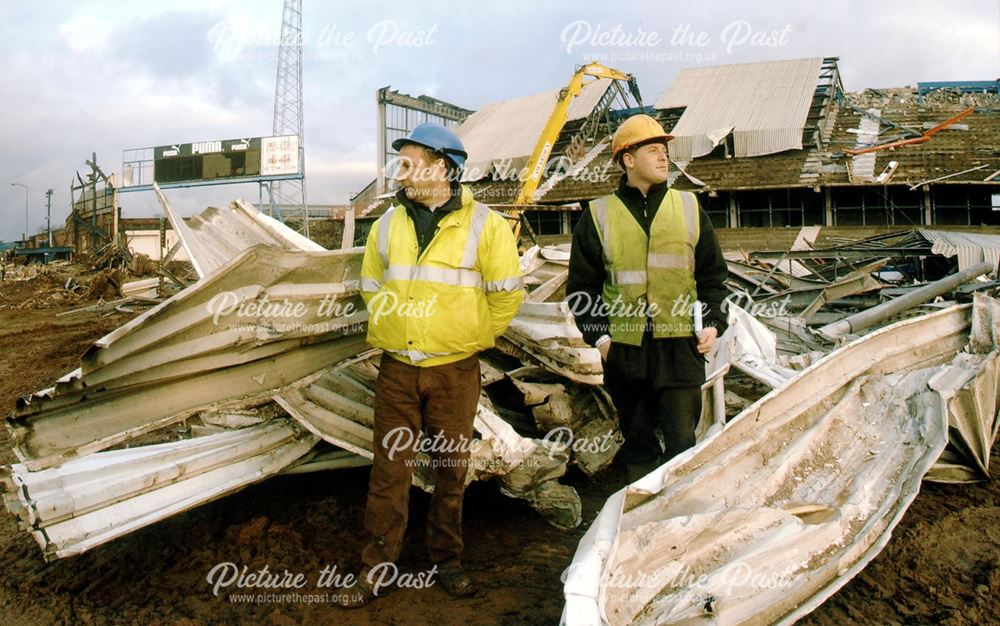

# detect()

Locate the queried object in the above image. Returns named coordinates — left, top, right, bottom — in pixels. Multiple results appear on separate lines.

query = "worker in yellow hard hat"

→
left=566, top=113, right=729, bottom=482
left=335, top=124, right=524, bottom=607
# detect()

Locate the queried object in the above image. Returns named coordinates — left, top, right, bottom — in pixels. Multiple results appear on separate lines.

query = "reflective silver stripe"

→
left=377, top=206, right=397, bottom=267
left=384, top=264, right=483, bottom=288
left=418, top=266, right=483, bottom=288
left=679, top=191, right=699, bottom=244
left=383, top=265, right=412, bottom=282
left=590, top=198, right=612, bottom=266
left=648, top=252, right=692, bottom=270
left=360, top=278, right=381, bottom=292
left=614, top=270, right=647, bottom=285
left=377, top=203, right=489, bottom=289
left=483, top=276, right=523, bottom=293
left=386, top=348, right=453, bottom=363
left=460, top=203, right=491, bottom=268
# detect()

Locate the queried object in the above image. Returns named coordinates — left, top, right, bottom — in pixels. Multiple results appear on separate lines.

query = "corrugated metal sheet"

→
left=563, top=300, right=988, bottom=625
left=926, top=350, right=999, bottom=482
left=274, top=351, right=583, bottom=528
left=457, top=79, right=612, bottom=180
left=3, top=420, right=316, bottom=560
left=920, top=229, right=1000, bottom=271
left=155, top=184, right=324, bottom=280
left=500, top=301, right=603, bottom=385
left=656, top=58, right=822, bottom=161
left=849, top=109, right=881, bottom=182
left=9, top=244, right=367, bottom=470
left=2, top=239, right=368, bottom=559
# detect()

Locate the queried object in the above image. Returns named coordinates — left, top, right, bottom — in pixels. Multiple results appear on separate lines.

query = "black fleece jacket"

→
left=566, top=175, right=730, bottom=387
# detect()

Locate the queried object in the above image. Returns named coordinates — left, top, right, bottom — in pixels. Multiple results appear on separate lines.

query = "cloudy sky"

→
left=1, top=0, right=997, bottom=242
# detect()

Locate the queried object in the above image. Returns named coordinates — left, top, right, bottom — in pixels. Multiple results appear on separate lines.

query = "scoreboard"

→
left=151, top=135, right=299, bottom=185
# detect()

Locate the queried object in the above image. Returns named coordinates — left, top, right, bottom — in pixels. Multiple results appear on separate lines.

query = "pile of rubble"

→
left=1, top=187, right=616, bottom=560
left=0, top=261, right=118, bottom=310
left=0, top=243, right=181, bottom=314
left=2, top=188, right=997, bottom=626
left=713, top=225, right=1000, bottom=479
left=563, top=224, right=1000, bottom=625
left=718, top=226, right=999, bottom=386
left=845, top=86, right=1000, bottom=111
left=565, top=291, right=999, bottom=625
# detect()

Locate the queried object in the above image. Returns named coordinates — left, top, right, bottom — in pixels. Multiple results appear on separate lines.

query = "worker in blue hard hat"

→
left=394, top=122, right=469, bottom=171
left=335, top=123, right=523, bottom=607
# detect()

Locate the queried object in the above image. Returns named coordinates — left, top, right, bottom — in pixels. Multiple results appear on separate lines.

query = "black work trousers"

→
left=603, top=342, right=702, bottom=467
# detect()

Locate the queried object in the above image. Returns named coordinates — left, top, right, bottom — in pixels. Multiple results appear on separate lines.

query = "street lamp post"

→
left=10, top=181, right=28, bottom=244
left=45, top=189, right=53, bottom=248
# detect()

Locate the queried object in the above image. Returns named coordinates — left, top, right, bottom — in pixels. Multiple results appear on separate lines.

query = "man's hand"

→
left=598, top=340, right=611, bottom=361
left=696, top=327, right=718, bottom=354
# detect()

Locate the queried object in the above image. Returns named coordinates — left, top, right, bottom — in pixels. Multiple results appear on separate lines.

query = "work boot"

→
left=437, top=564, right=477, bottom=598
left=333, top=568, right=377, bottom=609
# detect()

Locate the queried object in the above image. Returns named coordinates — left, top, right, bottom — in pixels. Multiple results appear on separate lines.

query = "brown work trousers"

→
left=361, top=352, right=480, bottom=569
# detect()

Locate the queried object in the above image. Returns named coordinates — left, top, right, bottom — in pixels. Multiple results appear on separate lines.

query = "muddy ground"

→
left=0, top=277, right=997, bottom=626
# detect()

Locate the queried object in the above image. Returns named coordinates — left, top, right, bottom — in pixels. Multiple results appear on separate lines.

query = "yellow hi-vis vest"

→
left=359, top=187, right=524, bottom=367
left=591, top=188, right=701, bottom=346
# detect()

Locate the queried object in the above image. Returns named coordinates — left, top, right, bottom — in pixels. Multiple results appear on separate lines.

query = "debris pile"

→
left=564, top=292, right=1000, bottom=625
left=1, top=188, right=614, bottom=560
left=562, top=223, right=1000, bottom=625
left=1, top=261, right=117, bottom=310
left=725, top=227, right=1000, bottom=352
left=0, top=247, right=170, bottom=313
left=717, top=225, right=1000, bottom=480
left=2, top=188, right=996, bottom=626
left=845, top=86, right=1000, bottom=111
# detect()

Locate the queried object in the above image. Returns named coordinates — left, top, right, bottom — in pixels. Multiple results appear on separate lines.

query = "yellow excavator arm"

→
left=507, top=63, right=640, bottom=241
left=513, top=62, right=638, bottom=207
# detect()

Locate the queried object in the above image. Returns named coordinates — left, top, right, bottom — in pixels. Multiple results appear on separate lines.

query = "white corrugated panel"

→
left=656, top=58, right=823, bottom=161
left=850, top=109, right=881, bottom=182
left=920, top=229, right=1000, bottom=271
left=456, top=79, right=612, bottom=180
left=563, top=302, right=983, bottom=626
left=158, top=194, right=324, bottom=280
left=5, top=421, right=316, bottom=560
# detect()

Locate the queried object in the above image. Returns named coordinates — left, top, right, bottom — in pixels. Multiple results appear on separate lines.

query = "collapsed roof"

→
left=353, top=57, right=998, bottom=221
left=459, top=58, right=998, bottom=205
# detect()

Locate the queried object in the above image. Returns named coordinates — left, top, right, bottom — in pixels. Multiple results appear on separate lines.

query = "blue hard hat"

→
left=392, top=122, right=468, bottom=171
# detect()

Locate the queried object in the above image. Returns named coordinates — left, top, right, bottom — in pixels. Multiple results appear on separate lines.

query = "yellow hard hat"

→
left=611, top=114, right=673, bottom=161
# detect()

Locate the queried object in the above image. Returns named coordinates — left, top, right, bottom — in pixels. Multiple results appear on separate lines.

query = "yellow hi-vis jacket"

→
left=591, top=188, right=700, bottom=345
left=360, top=186, right=524, bottom=367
